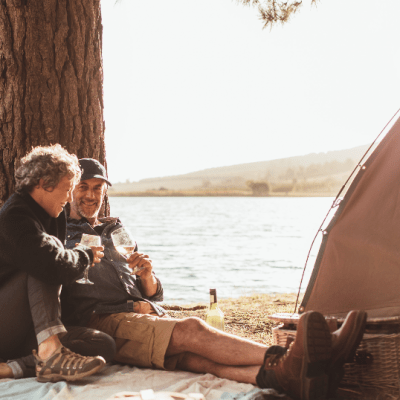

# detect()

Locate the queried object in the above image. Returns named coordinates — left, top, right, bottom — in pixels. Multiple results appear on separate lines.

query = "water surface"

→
left=109, top=196, right=334, bottom=304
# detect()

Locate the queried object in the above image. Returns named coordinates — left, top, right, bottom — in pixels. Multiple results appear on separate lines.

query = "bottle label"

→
left=210, top=294, right=215, bottom=303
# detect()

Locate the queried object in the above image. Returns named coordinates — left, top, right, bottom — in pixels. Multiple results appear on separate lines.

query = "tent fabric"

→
left=301, top=114, right=400, bottom=318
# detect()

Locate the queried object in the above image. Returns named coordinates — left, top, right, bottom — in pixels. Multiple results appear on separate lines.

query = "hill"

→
left=108, top=144, right=369, bottom=196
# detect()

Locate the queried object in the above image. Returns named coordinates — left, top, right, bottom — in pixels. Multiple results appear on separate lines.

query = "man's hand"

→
left=126, top=252, right=153, bottom=279
left=91, top=246, right=104, bottom=267
left=133, top=300, right=157, bottom=315
left=126, top=252, right=158, bottom=297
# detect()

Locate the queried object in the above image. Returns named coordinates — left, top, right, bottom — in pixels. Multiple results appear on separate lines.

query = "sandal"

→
left=33, top=345, right=105, bottom=382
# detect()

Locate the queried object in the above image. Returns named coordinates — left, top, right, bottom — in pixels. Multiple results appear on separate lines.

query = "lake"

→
left=108, top=196, right=335, bottom=304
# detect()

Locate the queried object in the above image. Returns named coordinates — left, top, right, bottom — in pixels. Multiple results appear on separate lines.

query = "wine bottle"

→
left=205, top=289, right=225, bottom=331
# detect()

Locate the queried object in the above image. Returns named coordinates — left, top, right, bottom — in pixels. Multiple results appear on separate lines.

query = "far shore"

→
left=108, top=190, right=337, bottom=198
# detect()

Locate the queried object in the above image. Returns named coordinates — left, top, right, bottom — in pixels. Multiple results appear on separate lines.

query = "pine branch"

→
left=259, top=1, right=302, bottom=29
left=236, top=0, right=320, bottom=29
left=236, top=0, right=261, bottom=5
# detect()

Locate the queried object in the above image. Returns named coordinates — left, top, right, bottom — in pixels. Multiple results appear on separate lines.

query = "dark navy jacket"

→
left=61, top=217, right=164, bottom=327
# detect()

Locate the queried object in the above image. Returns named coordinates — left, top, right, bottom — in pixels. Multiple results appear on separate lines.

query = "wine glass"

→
left=76, top=234, right=101, bottom=285
left=111, top=227, right=145, bottom=275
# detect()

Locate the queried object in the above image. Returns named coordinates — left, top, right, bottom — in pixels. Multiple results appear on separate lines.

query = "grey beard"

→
left=73, top=202, right=101, bottom=220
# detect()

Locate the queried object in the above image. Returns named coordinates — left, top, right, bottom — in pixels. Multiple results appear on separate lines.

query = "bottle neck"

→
left=209, top=291, right=218, bottom=308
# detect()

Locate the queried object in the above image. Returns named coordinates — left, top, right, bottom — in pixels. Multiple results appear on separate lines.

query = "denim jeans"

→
left=0, top=272, right=64, bottom=359
left=0, top=272, right=116, bottom=378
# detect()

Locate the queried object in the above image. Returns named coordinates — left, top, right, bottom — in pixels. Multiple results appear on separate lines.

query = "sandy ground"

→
left=162, top=292, right=299, bottom=345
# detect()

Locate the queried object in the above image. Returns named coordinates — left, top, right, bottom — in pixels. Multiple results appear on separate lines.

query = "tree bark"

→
left=0, top=0, right=108, bottom=214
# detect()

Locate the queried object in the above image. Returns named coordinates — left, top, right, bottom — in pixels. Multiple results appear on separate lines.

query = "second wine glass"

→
left=111, top=227, right=145, bottom=274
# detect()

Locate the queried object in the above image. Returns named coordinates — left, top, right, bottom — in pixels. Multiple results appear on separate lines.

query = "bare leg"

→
left=38, top=335, right=62, bottom=359
left=0, top=363, right=13, bottom=379
left=177, top=352, right=259, bottom=384
left=166, top=317, right=267, bottom=366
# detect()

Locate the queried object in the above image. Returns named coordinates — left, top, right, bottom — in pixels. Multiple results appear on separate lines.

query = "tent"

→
left=299, top=111, right=400, bottom=319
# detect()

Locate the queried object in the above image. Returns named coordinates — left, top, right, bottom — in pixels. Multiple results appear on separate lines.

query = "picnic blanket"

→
left=0, top=364, right=286, bottom=400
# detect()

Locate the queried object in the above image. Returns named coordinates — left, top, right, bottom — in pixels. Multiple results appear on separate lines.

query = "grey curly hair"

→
left=15, top=144, right=81, bottom=194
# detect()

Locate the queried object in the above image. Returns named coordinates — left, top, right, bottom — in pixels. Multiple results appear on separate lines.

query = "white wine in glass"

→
left=111, top=227, right=145, bottom=274
left=76, top=234, right=101, bottom=285
left=115, top=245, right=136, bottom=257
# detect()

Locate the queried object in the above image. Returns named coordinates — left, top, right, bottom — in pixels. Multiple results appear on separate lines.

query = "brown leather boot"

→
left=327, top=310, right=367, bottom=397
left=257, top=311, right=332, bottom=400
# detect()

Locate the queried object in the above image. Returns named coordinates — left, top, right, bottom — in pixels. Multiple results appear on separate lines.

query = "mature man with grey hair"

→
left=60, top=158, right=368, bottom=400
left=0, top=145, right=115, bottom=382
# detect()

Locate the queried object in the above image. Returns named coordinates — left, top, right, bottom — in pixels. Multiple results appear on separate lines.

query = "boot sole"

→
left=36, top=361, right=105, bottom=383
left=333, top=311, right=367, bottom=364
left=327, top=310, right=367, bottom=396
left=301, top=311, right=332, bottom=400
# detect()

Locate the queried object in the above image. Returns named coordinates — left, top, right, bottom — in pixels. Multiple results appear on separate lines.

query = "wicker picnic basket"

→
left=270, top=313, right=400, bottom=396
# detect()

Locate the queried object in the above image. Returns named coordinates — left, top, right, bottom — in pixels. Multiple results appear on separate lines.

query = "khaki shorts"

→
left=87, top=312, right=179, bottom=370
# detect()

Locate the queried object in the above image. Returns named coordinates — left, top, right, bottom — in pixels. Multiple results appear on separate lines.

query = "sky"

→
left=101, top=0, right=400, bottom=183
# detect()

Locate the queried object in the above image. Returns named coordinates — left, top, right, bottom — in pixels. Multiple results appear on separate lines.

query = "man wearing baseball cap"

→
left=61, top=158, right=367, bottom=400
left=79, top=158, right=112, bottom=186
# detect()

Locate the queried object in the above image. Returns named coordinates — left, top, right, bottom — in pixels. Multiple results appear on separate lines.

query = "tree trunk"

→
left=0, top=0, right=109, bottom=214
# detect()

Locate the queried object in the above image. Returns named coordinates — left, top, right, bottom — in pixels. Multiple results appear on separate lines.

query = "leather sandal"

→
left=33, top=345, right=105, bottom=382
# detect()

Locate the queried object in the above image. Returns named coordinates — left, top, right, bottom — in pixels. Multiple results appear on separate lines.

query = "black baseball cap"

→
left=79, top=158, right=112, bottom=186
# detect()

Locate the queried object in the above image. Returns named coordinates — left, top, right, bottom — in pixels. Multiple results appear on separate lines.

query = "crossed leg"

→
left=165, top=317, right=267, bottom=383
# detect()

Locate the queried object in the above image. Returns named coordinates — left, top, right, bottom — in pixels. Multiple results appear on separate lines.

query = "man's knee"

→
left=172, top=317, right=207, bottom=341
left=62, top=327, right=116, bottom=363
left=89, top=330, right=116, bottom=363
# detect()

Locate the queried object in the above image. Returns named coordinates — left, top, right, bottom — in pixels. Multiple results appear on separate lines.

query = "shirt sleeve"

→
left=136, top=274, right=164, bottom=302
left=0, top=209, right=93, bottom=286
